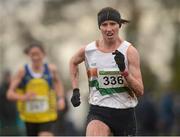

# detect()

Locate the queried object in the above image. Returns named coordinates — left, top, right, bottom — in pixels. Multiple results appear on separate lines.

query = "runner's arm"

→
left=125, top=45, right=144, bottom=97
left=69, top=47, right=85, bottom=89
left=7, top=67, right=26, bottom=101
left=50, top=64, right=65, bottom=98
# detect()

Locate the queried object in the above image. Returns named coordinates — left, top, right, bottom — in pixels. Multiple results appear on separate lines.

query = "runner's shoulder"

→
left=16, top=65, right=26, bottom=78
left=47, top=63, right=58, bottom=73
left=127, top=44, right=139, bottom=56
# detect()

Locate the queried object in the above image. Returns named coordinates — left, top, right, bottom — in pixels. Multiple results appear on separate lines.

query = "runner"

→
left=70, top=7, right=144, bottom=136
left=7, top=42, right=65, bottom=136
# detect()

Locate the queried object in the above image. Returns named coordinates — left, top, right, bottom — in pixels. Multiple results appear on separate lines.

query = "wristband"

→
left=121, top=70, right=129, bottom=77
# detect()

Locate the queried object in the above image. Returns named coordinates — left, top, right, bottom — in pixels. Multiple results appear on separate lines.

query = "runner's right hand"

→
left=71, top=88, right=81, bottom=107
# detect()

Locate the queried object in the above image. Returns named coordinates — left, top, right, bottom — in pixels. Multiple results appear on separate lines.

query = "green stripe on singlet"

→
left=89, top=80, right=130, bottom=96
left=99, top=71, right=120, bottom=75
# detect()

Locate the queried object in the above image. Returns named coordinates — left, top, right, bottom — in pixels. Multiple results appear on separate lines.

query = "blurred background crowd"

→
left=0, top=0, right=180, bottom=136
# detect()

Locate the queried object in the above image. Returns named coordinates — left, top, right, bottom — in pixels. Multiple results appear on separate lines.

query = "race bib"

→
left=26, top=96, right=49, bottom=113
left=98, top=68, right=124, bottom=88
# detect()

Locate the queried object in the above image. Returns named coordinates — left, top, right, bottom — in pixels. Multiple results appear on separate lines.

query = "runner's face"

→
left=28, top=47, right=45, bottom=65
left=100, top=20, right=120, bottom=42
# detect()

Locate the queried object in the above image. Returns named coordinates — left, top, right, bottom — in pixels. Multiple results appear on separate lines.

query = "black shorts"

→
left=25, top=121, right=55, bottom=136
left=87, top=105, right=137, bottom=136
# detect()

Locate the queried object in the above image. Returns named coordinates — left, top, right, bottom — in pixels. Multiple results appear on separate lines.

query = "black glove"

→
left=71, top=88, right=81, bottom=107
left=112, top=50, right=125, bottom=72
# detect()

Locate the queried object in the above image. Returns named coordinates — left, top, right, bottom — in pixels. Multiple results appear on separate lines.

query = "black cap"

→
left=97, top=7, right=129, bottom=28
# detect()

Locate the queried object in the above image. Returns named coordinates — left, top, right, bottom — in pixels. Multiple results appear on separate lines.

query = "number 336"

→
left=103, top=76, right=123, bottom=85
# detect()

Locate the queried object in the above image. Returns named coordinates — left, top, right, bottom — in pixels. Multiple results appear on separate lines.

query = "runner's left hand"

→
left=112, top=50, right=126, bottom=72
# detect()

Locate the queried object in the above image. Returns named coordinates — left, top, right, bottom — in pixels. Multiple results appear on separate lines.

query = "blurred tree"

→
left=170, top=22, right=180, bottom=91
left=161, top=0, right=180, bottom=91
left=160, top=0, right=180, bottom=9
left=43, top=0, right=78, bottom=25
left=17, top=21, right=38, bottom=46
left=141, top=62, right=159, bottom=92
left=125, top=0, right=141, bottom=46
left=0, top=46, right=5, bottom=80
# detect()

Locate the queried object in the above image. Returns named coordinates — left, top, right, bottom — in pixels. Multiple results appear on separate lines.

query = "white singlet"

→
left=85, top=41, right=138, bottom=109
